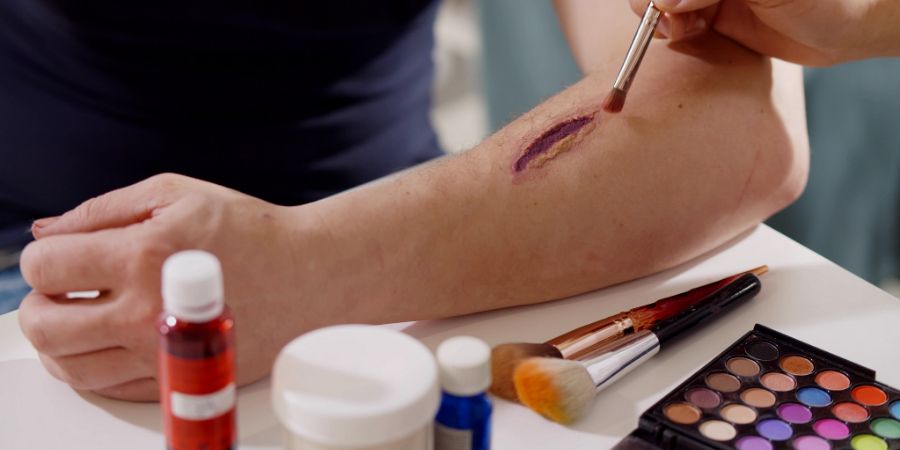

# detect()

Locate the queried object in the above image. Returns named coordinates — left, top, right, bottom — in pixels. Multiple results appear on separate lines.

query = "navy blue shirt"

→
left=0, top=0, right=443, bottom=249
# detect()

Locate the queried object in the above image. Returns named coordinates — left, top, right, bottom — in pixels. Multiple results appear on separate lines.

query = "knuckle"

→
left=147, top=173, right=185, bottom=192
left=57, top=359, right=91, bottom=389
left=19, top=307, right=52, bottom=353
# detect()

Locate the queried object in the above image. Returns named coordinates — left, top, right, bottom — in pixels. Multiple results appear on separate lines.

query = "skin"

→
left=18, top=1, right=808, bottom=401
left=631, top=0, right=900, bottom=66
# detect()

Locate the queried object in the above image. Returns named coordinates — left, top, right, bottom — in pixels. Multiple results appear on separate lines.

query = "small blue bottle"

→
left=434, top=336, right=493, bottom=450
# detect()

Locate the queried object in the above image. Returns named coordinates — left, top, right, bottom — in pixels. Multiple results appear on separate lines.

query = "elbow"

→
left=758, top=128, right=810, bottom=218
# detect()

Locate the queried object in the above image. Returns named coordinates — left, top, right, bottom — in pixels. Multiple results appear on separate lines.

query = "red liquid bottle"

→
left=158, top=251, right=236, bottom=450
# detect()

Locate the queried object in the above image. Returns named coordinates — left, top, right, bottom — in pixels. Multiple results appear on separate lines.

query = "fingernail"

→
left=654, top=0, right=681, bottom=10
left=686, top=17, right=707, bottom=34
left=656, top=15, right=671, bottom=39
left=32, top=216, right=59, bottom=229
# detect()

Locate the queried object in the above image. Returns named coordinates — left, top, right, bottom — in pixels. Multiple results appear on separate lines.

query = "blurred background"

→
left=431, top=0, right=900, bottom=295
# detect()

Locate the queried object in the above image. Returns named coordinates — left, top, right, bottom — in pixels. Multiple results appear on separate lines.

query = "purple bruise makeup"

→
left=613, top=324, right=900, bottom=450
left=513, top=115, right=593, bottom=172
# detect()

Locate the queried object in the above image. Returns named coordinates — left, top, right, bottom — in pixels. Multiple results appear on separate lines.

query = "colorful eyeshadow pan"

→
left=699, top=420, right=736, bottom=441
left=664, top=402, right=701, bottom=424
left=812, top=418, right=849, bottom=440
left=736, top=436, right=773, bottom=450
left=797, top=387, right=832, bottom=407
left=721, top=403, right=757, bottom=424
left=816, top=370, right=851, bottom=391
left=741, top=388, right=776, bottom=408
left=777, top=403, right=812, bottom=424
left=757, top=419, right=792, bottom=441
left=832, top=402, right=870, bottom=423
left=625, top=326, right=900, bottom=450
left=792, top=435, right=831, bottom=450
left=706, top=372, right=741, bottom=393
left=780, top=355, right=815, bottom=376
left=871, top=417, right=900, bottom=439
left=686, top=387, right=721, bottom=409
left=854, top=385, right=889, bottom=406
left=851, top=434, right=888, bottom=450
left=727, top=357, right=761, bottom=377
left=761, top=372, right=796, bottom=392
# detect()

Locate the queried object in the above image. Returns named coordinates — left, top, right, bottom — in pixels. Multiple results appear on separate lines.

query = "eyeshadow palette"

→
left=615, top=325, right=900, bottom=450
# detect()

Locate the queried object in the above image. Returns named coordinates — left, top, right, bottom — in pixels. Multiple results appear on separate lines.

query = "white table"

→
left=2, top=225, right=900, bottom=449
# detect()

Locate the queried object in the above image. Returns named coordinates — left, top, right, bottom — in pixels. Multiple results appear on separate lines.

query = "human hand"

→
left=630, top=0, right=883, bottom=65
left=18, top=174, right=309, bottom=401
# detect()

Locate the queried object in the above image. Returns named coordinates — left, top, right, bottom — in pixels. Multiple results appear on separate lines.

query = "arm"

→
left=19, top=1, right=808, bottom=400
left=297, top=2, right=808, bottom=322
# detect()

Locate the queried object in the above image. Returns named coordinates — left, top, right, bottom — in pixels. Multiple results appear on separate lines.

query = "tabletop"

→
left=2, top=224, right=900, bottom=450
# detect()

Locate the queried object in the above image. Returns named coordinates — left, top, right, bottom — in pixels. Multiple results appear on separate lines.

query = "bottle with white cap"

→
left=158, top=250, right=236, bottom=450
left=272, top=324, right=440, bottom=450
left=434, top=336, right=493, bottom=450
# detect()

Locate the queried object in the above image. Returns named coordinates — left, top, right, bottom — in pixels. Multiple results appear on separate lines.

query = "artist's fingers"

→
left=654, top=0, right=721, bottom=13
left=32, top=173, right=189, bottom=238
left=713, top=0, right=833, bottom=65
left=39, top=347, right=153, bottom=391
left=93, top=378, right=160, bottom=402
left=18, top=291, right=123, bottom=357
left=19, top=228, right=137, bottom=294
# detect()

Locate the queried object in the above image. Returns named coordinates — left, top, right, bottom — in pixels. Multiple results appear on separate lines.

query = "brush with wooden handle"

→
left=489, top=266, right=768, bottom=401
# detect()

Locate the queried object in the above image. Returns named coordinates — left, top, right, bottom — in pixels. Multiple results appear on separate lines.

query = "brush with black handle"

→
left=512, top=272, right=762, bottom=424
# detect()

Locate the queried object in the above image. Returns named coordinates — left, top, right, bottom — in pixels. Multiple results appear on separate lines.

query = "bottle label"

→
left=435, top=422, right=473, bottom=450
left=171, top=382, right=236, bottom=421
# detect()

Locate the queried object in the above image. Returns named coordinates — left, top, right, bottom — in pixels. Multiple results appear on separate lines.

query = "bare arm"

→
left=19, top=1, right=808, bottom=399
left=295, top=1, right=808, bottom=322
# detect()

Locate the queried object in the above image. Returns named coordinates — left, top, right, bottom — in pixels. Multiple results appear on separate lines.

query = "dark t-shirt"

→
left=0, top=0, right=442, bottom=248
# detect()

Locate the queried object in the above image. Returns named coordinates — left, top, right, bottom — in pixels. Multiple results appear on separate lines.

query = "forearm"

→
left=287, top=34, right=807, bottom=328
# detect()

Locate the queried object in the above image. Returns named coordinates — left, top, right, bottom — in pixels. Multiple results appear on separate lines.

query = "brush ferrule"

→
left=612, top=1, right=661, bottom=92
left=557, top=317, right=634, bottom=360
left=580, top=330, right=660, bottom=393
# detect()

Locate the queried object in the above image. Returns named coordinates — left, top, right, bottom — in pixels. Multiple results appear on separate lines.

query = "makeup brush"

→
left=489, top=266, right=768, bottom=401
left=513, top=272, right=762, bottom=424
left=602, top=1, right=662, bottom=113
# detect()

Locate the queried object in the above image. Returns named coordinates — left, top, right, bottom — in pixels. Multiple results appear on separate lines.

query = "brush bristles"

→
left=601, top=88, right=627, bottom=113
left=513, top=357, right=594, bottom=424
left=490, top=343, right=563, bottom=402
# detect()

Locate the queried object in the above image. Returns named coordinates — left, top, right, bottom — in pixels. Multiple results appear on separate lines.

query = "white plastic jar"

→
left=272, top=325, right=440, bottom=450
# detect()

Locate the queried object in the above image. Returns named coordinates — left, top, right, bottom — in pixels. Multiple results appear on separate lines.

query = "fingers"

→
left=654, top=0, right=721, bottom=13
left=628, top=0, right=714, bottom=42
left=714, top=0, right=832, bottom=65
left=32, top=173, right=187, bottom=238
left=19, top=228, right=136, bottom=294
left=39, top=347, right=154, bottom=391
left=629, top=0, right=719, bottom=16
left=18, top=291, right=122, bottom=356
left=93, top=378, right=160, bottom=402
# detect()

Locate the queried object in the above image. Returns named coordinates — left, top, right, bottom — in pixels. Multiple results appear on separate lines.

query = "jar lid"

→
left=272, top=325, right=439, bottom=447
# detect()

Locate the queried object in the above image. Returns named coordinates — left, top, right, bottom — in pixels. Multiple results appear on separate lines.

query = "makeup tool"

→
left=434, top=336, right=493, bottom=450
left=602, top=1, right=662, bottom=113
left=614, top=324, right=900, bottom=450
left=490, top=266, right=768, bottom=401
left=271, top=325, right=439, bottom=450
left=158, top=251, right=236, bottom=450
left=513, top=272, right=761, bottom=424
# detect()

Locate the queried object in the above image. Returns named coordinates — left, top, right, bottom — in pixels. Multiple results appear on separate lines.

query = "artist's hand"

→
left=630, top=0, right=889, bottom=66
left=18, top=174, right=310, bottom=401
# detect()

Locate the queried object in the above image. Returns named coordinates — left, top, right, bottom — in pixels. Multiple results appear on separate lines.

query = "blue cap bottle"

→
left=434, top=336, right=493, bottom=450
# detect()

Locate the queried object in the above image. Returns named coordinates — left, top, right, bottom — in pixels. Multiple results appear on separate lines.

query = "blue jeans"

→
left=0, top=266, right=29, bottom=314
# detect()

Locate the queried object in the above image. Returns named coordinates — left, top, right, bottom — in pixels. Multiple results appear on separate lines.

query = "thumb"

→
left=33, top=174, right=182, bottom=238
left=652, top=0, right=721, bottom=13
